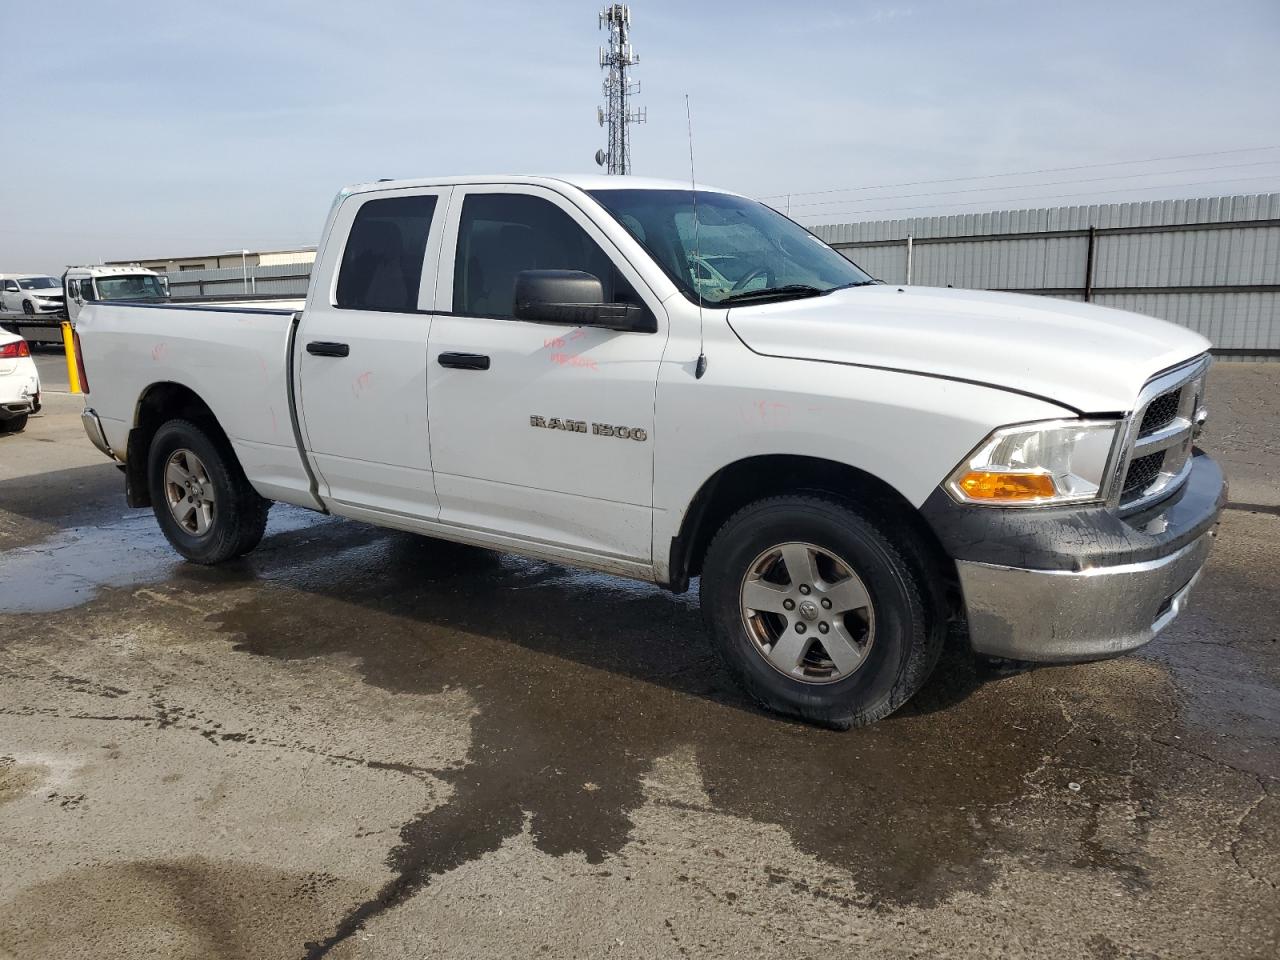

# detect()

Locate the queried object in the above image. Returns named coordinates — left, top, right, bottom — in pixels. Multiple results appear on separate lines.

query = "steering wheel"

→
left=730, top=266, right=773, bottom=293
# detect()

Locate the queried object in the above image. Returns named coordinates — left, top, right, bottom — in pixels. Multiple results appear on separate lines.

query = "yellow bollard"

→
left=61, top=321, right=81, bottom=394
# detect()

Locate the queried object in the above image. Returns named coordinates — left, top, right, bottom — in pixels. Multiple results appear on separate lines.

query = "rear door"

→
left=425, top=184, right=667, bottom=563
left=295, top=186, right=452, bottom=518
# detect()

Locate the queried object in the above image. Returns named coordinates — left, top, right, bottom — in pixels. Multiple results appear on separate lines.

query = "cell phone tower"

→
left=595, top=4, right=645, bottom=175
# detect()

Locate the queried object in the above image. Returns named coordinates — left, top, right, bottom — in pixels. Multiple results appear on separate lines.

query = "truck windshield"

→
left=589, top=189, right=873, bottom=306
left=18, top=277, right=59, bottom=290
left=93, top=275, right=169, bottom=301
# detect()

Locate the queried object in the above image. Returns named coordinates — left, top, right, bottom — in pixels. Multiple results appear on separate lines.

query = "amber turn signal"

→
left=957, top=470, right=1056, bottom=501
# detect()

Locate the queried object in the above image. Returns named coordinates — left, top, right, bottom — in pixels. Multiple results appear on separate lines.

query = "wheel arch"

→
left=123, top=381, right=233, bottom=508
left=665, top=454, right=957, bottom=605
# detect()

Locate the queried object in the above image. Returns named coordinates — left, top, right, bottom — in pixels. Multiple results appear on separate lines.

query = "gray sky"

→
left=4, top=0, right=1279, bottom=273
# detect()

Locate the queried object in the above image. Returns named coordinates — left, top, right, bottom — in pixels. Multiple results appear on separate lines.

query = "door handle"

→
left=306, top=341, right=349, bottom=358
left=438, top=352, right=490, bottom=370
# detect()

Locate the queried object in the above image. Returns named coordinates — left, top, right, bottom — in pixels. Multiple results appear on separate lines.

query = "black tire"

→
left=147, top=419, right=270, bottom=564
left=0, top=414, right=28, bottom=434
left=700, top=494, right=944, bottom=729
left=21, top=301, right=34, bottom=317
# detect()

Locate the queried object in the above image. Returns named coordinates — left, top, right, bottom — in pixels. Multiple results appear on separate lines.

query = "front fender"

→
left=650, top=340, right=1073, bottom=572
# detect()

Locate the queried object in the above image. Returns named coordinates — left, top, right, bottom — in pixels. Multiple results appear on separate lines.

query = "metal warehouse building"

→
left=812, top=193, right=1280, bottom=360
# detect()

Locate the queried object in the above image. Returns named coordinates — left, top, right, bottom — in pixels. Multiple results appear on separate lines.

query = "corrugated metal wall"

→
left=812, top=193, right=1280, bottom=359
left=164, top=262, right=311, bottom=298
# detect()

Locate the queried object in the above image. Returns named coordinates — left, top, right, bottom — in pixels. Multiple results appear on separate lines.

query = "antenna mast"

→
left=596, top=4, right=645, bottom=175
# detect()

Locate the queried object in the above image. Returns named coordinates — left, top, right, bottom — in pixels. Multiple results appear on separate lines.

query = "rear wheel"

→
left=147, top=419, right=270, bottom=564
left=700, top=494, right=943, bottom=728
left=0, top=414, right=28, bottom=434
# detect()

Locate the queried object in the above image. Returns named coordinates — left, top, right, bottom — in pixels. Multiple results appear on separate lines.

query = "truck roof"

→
left=342, top=174, right=740, bottom=198
left=65, top=265, right=162, bottom=277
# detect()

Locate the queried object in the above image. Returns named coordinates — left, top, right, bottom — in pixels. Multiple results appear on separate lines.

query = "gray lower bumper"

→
left=956, top=529, right=1215, bottom=662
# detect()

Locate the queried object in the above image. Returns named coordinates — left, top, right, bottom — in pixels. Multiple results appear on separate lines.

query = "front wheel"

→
left=0, top=414, right=28, bottom=434
left=21, top=301, right=34, bottom=317
left=700, top=495, right=944, bottom=728
left=147, top=419, right=270, bottom=564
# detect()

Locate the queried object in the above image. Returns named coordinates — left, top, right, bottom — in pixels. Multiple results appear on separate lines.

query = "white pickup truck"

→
left=75, top=175, right=1225, bottom=727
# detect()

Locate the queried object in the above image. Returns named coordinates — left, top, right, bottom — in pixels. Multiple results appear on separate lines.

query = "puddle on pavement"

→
left=205, top=529, right=1113, bottom=957
left=0, top=505, right=332, bottom=614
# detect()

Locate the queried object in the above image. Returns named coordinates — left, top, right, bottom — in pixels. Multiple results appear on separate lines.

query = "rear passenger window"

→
left=336, top=194, right=437, bottom=312
left=453, top=193, right=644, bottom=319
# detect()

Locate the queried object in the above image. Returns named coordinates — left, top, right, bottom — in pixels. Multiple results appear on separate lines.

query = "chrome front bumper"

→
left=957, top=529, right=1215, bottom=662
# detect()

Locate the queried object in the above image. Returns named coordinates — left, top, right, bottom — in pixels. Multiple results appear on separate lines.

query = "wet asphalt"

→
left=0, top=365, right=1277, bottom=959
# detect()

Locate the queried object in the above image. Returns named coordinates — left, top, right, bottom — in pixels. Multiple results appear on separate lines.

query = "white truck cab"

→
left=63, top=265, right=169, bottom=322
left=72, top=174, right=1225, bottom=728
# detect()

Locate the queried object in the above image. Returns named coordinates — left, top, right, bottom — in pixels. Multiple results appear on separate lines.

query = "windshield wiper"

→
left=716, top=284, right=826, bottom=305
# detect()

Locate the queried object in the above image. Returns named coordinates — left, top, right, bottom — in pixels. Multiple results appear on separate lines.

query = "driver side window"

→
left=453, top=193, right=646, bottom=321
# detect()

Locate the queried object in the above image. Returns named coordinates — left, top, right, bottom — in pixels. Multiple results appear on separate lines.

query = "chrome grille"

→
left=1111, top=356, right=1209, bottom=512
left=1123, top=451, right=1165, bottom=496
left=1139, top=389, right=1181, bottom=435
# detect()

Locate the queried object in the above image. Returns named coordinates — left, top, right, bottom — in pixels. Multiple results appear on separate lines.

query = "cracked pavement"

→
left=0, top=363, right=1277, bottom=959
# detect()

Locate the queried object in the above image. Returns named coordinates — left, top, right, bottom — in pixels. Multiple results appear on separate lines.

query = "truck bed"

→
left=75, top=300, right=317, bottom=508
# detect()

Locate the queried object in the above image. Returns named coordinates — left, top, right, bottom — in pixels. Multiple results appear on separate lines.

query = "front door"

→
left=426, top=185, right=668, bottom=563
left=295, top=186, right=452, bottom=518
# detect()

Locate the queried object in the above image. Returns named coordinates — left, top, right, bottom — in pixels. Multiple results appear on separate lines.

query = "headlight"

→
left=946, top=419, right=1121, bottom=506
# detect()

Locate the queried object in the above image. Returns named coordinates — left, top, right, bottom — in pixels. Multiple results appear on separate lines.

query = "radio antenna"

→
left=686, top=94, right=707, bottom=380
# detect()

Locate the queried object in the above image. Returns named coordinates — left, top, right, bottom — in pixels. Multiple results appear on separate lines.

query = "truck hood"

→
left=725, top=285, right=1210, bottom=413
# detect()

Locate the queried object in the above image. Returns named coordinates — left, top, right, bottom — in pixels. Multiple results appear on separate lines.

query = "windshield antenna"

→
left=686, top=94, right=707, bottom=380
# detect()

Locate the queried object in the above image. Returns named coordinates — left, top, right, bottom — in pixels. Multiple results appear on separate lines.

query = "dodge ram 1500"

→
left=75, top=175, right=1225, bottom=727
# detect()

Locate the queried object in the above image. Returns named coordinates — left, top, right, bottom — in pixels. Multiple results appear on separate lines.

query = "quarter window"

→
left=453, top=193, right=643, bottom=319
left=336, top=194, right=438, bottom=313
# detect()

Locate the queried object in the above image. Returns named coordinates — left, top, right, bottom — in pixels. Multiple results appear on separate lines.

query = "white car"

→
left=0, top=330, right=40, bottom=433
left=74, top=174, right=1224, bottom=728
left=0, top=275, right=66, bottom=317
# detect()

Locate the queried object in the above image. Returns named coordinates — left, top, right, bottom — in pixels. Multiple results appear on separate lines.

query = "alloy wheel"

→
left=739, top=541, right=875, bottom=683
left=164, top=448, right=216, bottom=537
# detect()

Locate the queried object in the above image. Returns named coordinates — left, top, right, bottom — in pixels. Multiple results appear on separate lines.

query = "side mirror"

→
left=513, top=269, right=654, bottom=333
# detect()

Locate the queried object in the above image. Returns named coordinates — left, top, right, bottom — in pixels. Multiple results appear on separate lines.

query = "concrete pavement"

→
left=0, top=366, right=1276, bottom=959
